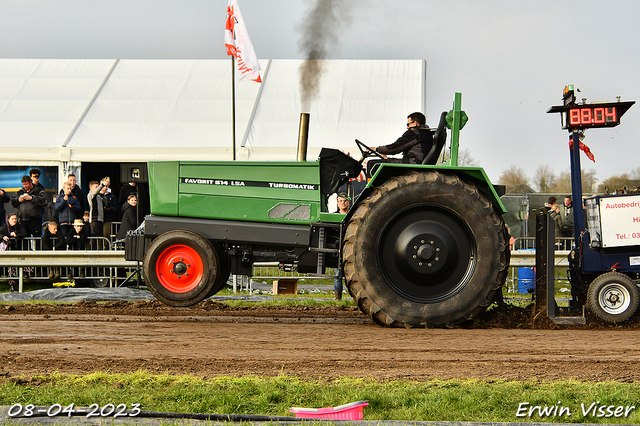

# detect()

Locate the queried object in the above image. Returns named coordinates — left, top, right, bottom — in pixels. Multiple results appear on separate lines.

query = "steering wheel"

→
left=355, top=139, right=385, bottom=161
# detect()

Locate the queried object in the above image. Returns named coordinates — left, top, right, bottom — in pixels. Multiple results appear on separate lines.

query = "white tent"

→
left=0, top=58, right=427, bottom=182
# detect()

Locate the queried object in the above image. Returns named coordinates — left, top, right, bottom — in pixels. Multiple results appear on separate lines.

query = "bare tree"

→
left=552, top=171, right=571, bottom=194
left=439, top=148, right=477, bottom=166
left=551, top=169, right=597, bottom=195
left=457, top=149, right=478, bottom=167
left=533, top=165, right=556, bottom=193
left=597, top=173, right=640, bottom=193
left=499, top=165, right=531, bottom=193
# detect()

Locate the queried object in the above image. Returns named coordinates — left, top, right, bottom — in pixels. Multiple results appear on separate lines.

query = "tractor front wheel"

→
left=143, top=230, right=223, bottom=306
left=587, top=272, right=640, bottom=323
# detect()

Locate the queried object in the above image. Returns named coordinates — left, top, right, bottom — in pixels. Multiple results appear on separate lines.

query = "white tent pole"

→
left=62, top=59, right=120, bottom=148
left=421, top=59, right=427, bottom=119
left=240, top=58, right=270, bottom=148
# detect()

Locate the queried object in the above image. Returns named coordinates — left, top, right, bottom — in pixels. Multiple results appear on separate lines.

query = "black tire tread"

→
left=343, top=170, right=509, bottom=328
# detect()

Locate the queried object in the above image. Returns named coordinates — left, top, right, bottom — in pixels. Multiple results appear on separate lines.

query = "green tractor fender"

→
left=346, top=163, right=506, bottom=222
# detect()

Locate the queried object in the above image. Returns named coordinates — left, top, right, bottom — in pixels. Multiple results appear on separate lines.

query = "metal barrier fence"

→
left=0, top=237, right=138, bottom=292
left=252, top=263, right=336, bottom=279
left=513, top=236, right=574, bottom=251
left=508, top=249, right=571, bottom=294
left=3, top=236, right=114, bottom=251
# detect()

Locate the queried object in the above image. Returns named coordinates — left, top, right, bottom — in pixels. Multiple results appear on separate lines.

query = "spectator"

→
left=542, top=196, right=557, bottom=214
left=29, top=168, right=44, bottom=192
left=116, top=194, right=138, bottom=240
left=55, top=182, right=82, bottom=238
left=549, top=202, right=564, bottom=237
left=42, top=221, right=65, bottom=280
left=46, top=194, right=59, bottom=224
left=59, top=173, right=85, bottom=212
left=334, top=192, right=350, bottom=214
left=0, top=185, right=10, bottom=227
left=43, top=221, right=66, bottom=251
left=82, top=211, right=91, bottom=237
left=0, top=213, right=28, bottom=250
left=118, top=182, right=148, bottom=226
left=333, top=193, right=350, bottom=300
left=29, top=169, right=47, bottom=232
left=560, top=195, right=574, bottom=237
left=87, top=178, right=108, bottom=238
left=0, top=213, right=27, bottom=291
left=11, top=175, right=47, bottom=237
left=65, top=218, right=87, bottom=279
left=102, top=177, right=118, bottom=238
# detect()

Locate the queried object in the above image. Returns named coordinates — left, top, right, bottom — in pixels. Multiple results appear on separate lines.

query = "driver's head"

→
left=407, top=112, right=426, bottom=126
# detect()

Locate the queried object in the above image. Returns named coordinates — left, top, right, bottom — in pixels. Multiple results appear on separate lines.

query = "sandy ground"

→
left=0, top=300, right=639, bottom=382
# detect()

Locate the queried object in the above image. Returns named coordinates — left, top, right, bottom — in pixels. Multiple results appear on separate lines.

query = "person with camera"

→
left=55, top=181, right=82, bottom=238
left=87, top=178, right=109, bottom=238
left=11, top=175, right=47, bottom=237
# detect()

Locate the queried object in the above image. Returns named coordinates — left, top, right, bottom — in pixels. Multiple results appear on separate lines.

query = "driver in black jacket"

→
left=373, top=112, right=433, bottom=164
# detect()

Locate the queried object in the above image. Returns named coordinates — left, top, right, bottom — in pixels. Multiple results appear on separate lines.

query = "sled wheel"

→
left=143, top=230, right=219, bottom=306
left=92, top=278, right=110, bottom=288
left=587, top=272, right=640, bottom=323
left=343, top=170, right=509, bottom=328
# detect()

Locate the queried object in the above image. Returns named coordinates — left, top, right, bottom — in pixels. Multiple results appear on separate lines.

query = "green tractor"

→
left=125, top=93, right=510, bottom=327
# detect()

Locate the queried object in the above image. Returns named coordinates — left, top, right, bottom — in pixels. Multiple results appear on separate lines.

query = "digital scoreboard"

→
left=547, top=86, right=634, bottom=130
left=567, top=104, right=618, bottom=129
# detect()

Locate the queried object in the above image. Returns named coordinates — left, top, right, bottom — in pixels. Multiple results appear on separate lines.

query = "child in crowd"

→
left=42, top=221, right=65, bottom=280
left=65, top=218, right=88, bottom=279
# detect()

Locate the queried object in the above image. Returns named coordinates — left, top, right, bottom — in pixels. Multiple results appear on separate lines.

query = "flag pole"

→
left=231, top=56, right=236, bottom=161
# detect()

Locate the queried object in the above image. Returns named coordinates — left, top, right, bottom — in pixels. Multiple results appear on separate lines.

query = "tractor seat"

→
left=422, top=111, right=448, bottom=165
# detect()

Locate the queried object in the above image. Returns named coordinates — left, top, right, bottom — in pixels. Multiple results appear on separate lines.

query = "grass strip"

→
left=2, top=373, right=639, bottom=423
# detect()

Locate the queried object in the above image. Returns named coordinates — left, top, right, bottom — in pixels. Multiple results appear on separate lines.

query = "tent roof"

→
left=0, top=59, right=426, bottom=164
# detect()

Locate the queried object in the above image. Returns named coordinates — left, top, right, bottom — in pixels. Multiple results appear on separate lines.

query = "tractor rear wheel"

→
left=143, top=230, right=223, bottom=306
left=587, top=272, right=640, bottom=323
left=343, top=170, right=509, bottom=327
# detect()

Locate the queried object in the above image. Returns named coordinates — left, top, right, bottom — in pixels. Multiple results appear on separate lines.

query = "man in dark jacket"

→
left=55, top=181, right=82, bottom=238
left=373, top=112, right=433, bottom=164
left=59, top=173, right=85, bottom=212
left=42, top=221, right=65, bottom=280
left=11, top=175, right=47, bottom=237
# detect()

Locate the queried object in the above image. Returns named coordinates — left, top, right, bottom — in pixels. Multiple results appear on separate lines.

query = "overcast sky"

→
left=1, top=0, right=639, bottom=186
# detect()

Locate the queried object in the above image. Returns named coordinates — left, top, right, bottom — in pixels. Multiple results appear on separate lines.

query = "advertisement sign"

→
left=599, top=194, right=640, bottom=248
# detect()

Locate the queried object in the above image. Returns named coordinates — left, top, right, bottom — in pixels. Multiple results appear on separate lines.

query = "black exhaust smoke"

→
left=297, top=0, right=353, bottom=111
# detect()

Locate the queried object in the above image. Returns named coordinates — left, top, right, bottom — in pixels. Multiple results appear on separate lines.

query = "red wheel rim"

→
left=155, top=244, right=205, bottom=293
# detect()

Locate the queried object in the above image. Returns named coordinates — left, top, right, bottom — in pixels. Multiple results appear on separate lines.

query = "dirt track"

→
left=1, top=301, right=640, bottom=382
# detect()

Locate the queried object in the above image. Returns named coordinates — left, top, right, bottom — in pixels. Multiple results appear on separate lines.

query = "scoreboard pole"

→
left=569, top=130, right=585, bottom=242
left=548, top=87, right=634, bottom=244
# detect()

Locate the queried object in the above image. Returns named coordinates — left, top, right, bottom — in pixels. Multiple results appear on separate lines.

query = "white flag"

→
left=225, top=0, right=262, bottom=83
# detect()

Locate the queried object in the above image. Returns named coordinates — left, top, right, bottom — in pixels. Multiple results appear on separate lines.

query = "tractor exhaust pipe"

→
left=297, top=113, right=310, bottom=162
